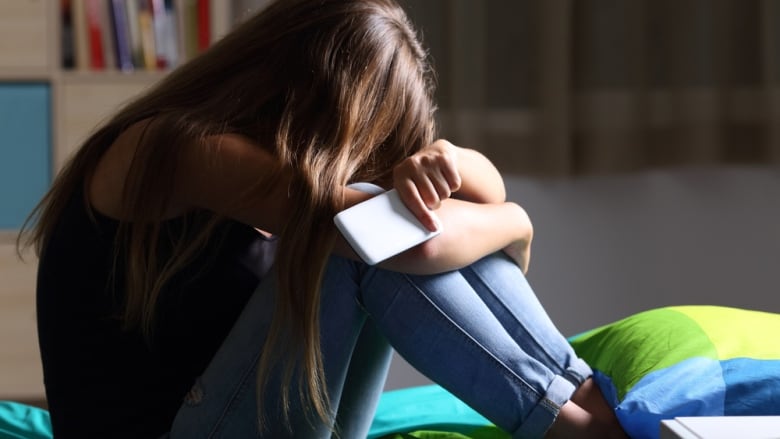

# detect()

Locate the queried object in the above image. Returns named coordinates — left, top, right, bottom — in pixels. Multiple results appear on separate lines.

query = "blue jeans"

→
left=167, top=252, right=592, bottom=438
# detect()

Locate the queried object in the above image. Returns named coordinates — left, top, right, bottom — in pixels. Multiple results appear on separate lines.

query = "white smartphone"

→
left=334, top=189, right=442, bottom=265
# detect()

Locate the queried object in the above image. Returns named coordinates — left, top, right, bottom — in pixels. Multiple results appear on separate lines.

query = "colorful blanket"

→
left=569, top=306, right=780, bottom=439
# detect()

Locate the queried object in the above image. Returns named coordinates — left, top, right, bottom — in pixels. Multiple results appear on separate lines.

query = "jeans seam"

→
left=398, top=272, right=544, bottom=404
left=464, top=263, right=569, bottom=376
left=206, top=348, right=263, bottom=438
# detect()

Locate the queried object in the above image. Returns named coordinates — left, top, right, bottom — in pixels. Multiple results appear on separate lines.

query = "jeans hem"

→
left=512, top=374, right=577, bottom=439
left=563, top=357, right=593, bottom=387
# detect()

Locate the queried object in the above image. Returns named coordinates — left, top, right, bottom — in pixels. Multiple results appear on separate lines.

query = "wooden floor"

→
left=0, top=238, right=45, bottom=403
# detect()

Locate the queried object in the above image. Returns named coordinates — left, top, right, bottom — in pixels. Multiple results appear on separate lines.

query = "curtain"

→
left=403, top=0, right=780, bottom=176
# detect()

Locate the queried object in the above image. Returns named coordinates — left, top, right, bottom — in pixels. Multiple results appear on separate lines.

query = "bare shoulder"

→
left=90, top=123, right=295, bottom=234
left=175, top=132, right=295, bottom=235
left=88, top=118, right=153, bottom=219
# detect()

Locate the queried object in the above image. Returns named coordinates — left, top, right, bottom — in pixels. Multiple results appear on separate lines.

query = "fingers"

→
left=412, top=167, right=450, bottom=209
left=427, top=139, right=462, bottom=196
left=435, top=142, right=462, bottom=193
left=392, top=139, right=462, bottom=231
left=395, top=178, right=440, bottom=232
left=395, top=140, right=461, bottom=205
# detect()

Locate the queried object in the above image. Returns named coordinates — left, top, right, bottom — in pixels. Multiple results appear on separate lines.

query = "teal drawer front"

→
left=0, top=84, right=51, bottom=229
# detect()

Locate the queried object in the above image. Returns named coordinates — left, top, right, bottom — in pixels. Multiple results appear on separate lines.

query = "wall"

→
left=384, top=165, right=780, bottom=390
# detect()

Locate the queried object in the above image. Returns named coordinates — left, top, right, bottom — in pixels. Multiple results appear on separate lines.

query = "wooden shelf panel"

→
left=58, top=70, right=167, bottom=85
left=0, top=1, right=49, bottom=70
left=56, top=81, right=155, bottom=170
left=0, top=69, right=51, bottom=82
left=0, top=243, right=42, bottom=401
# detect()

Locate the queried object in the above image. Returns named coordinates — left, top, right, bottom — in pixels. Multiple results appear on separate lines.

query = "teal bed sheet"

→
left=0, top=401, right=51, bottom=439
left=368, top=385, right=507, bottom=439
left=0, top=386, right=501, bottom=439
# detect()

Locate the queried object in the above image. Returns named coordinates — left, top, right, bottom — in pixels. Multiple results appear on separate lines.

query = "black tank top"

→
left=36, top=188, right=277, bottom=438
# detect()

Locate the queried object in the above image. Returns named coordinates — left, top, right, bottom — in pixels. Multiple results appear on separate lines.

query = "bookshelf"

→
left=0, top=0, right=267, bottom=405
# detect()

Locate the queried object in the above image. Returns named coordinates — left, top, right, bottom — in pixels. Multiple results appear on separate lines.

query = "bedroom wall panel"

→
left=0, top=245, right=41, bottom=401
left=0, top=84, right=51, bottom=229
left=0, top=1, right=48, bottom=70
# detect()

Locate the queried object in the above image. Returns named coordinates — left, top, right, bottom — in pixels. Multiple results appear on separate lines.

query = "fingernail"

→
left=430, top=216, right=442, bottom=232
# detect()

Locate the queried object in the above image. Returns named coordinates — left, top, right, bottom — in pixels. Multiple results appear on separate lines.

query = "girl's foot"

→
left=545, top=398, right=629, bottom=439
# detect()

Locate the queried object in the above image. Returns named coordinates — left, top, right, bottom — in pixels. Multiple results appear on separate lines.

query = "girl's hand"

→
left=393, top=139, right=462, bottom=231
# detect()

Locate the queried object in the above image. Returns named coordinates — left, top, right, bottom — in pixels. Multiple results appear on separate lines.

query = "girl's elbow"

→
left=411, top=237, right=473, bottom=273
left=414, top=237, right=442, bottom=261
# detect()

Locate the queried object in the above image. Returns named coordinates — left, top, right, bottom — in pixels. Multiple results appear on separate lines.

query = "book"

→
left=72, top=0, right=91, bottom=70
left=60, top=0, right=75, bottom=69
left=110, top=0, right=134, bottom=71
left=66, top=0, right=219, bottom=72
left=84, top=0, right=106, bottom=70
left=98, top=0, right=117, bottom=70
left=162, top=0, right=180, bottom=67
left=197, top=0, right=210, bottom=52
left=176, top=0, right=199, bottom=61
left=150, top=0, right=165, bottom=68
left=125, top=0, right=144, bottom=68
left=61, top=0, right=75, bottom=69
left=137, top=0, right=158, bottom=69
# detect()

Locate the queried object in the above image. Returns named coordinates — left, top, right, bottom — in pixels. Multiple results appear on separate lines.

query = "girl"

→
left=21, top=0, right=627, bottom=437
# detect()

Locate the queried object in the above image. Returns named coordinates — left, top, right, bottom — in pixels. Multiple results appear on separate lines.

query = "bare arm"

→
left=452, top=144, right=506, bottom=204
left=175, top=133, right=296, bottom=235
left=386, top=139, right=531, bottom=274
left=392, top=139, right=506, bottom=231
left=337, top=140, right=533, bottom=274
left=381, top=199, right=532, bottom=274
left=330, top=194, right=532, bottom=274
left=175, top=134, right=530, bottom=274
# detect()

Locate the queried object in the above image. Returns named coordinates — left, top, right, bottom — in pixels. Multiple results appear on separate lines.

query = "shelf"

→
left=58, top=69, right=168, bottom=85
left=0, top=231, right=21, bottom=245
left=0, top=69, right=52, bottom=82
left=0, top=240, right=42, bottom=400
left=55, top=80, right=155, bottom=171
left=0, top=1, right=49, bottom=70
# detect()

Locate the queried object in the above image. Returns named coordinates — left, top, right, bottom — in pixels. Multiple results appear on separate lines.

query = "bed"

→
left=369, top=305, right=780, bottom=439
left=5, top=306, right=779, bottom=439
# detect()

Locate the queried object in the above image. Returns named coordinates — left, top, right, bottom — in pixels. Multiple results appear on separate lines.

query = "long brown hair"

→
left=20, top=0, right=436, bottom=430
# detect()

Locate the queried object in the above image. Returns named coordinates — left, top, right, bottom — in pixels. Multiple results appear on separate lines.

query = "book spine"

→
left=125, top=0, right=144, bottom=68
left=61, top=0, right=76, bottom=69
left=68, top=0, right=222, bottom=72
left=72, top=0, right=91, bottom=70
left=84, top=0, right=105, bottom=70
left=99, top=0, right=117, bottom=70
left=110, top=0, right=134, bottom=71
left=138, top=0, right=158, bottom=69
left=162, top=0, right=180, bottom=68
left=197, top=0, right=210, bottom=52
left=172, top=0, right=199, bottom=62
left=150, top=0, right=168, bottom=69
